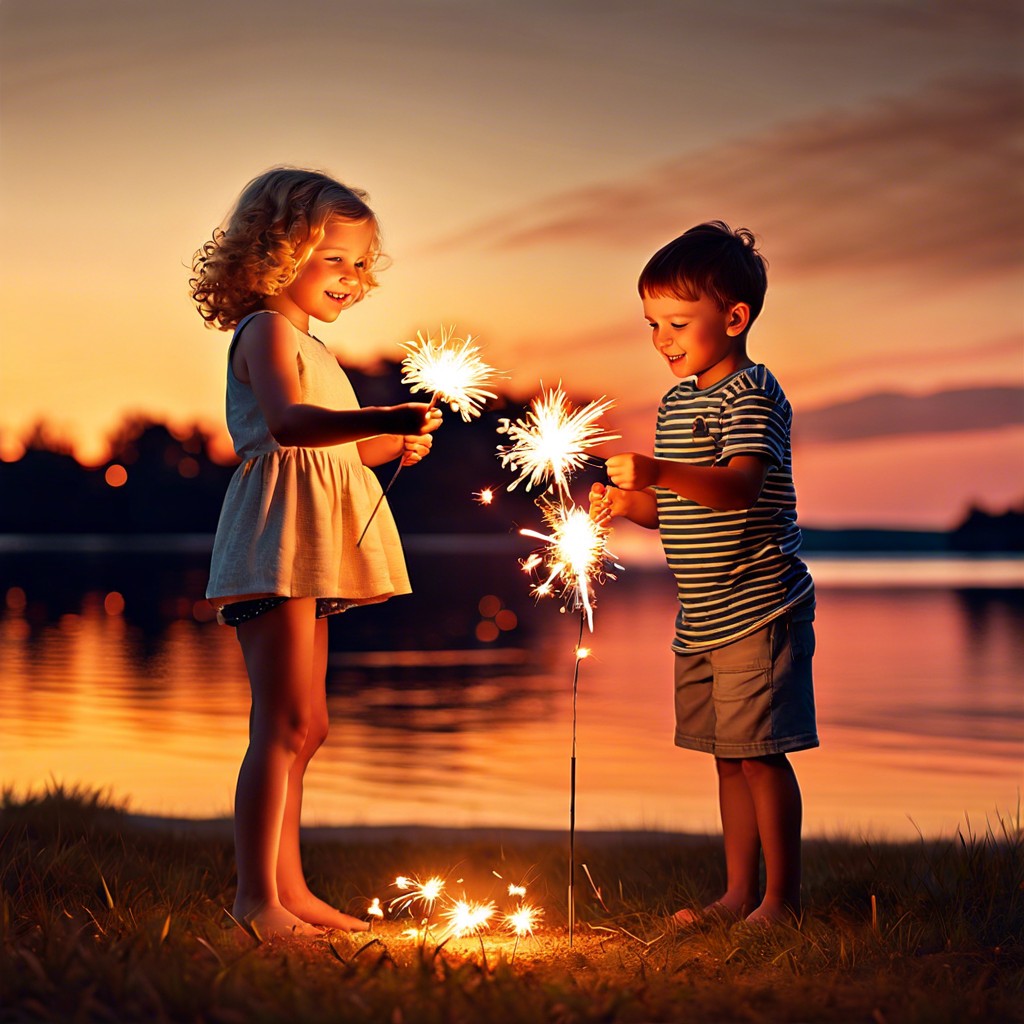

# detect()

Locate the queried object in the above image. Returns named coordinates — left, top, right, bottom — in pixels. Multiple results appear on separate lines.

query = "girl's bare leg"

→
left=276, top=617, right=368, bottom=931
left=233, top=598, right=321, bottom=937
left=675, top=756, right=761, bottom=924
left=741, top=753, right=803, bottom=924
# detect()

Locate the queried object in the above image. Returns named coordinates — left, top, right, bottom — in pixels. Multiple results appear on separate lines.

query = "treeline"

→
left=2, top=360, right=1021, bottom=550
left=0, top=362, right=553, bottom=536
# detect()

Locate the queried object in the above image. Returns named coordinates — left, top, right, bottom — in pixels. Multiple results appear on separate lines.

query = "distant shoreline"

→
left=1, top=528, right=1022, bottom=557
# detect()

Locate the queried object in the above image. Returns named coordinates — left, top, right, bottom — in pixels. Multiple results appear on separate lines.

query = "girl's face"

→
left=642, top=292, right=751, bottom=389
left=271, top=218, right=376, bottom=331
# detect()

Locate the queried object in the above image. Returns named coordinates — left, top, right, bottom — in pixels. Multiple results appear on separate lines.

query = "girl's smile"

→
left=266, top=218, right=376, bottom=332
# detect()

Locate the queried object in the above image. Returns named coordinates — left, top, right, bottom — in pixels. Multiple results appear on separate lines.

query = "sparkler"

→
left=504, top=903, right=542, bottom=963
left=400, top=325, right=502, bottom=422
left=441, top=899, right=496, bottom=939
left=519, top=501, right=619, bottom=632
left=474, top=487, right=495, bottom=505
left=357, top=325, right=503, bottom=547
left=497, top=383, right=619, bottom=498
left=388, top=874, right=446, bottom=918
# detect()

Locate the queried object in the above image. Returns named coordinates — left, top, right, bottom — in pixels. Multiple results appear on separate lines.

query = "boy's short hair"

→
left=638, top=221, right=768, bottom=326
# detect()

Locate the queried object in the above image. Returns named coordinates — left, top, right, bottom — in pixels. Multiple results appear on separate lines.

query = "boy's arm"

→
left=605, top=452, right=768, bottom=511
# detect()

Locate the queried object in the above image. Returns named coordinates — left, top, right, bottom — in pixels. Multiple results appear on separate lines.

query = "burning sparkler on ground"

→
left=497, top=383, right=619, bottom=499
left=357, top=325, right=504, bottom=546
left=498, top=381, right=623, bottom=946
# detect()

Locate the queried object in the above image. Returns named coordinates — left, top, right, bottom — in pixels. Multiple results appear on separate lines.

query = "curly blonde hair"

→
left=190, top=167, right=385, bottom=330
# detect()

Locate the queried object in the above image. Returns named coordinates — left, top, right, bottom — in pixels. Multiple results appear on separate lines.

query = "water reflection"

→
left=1, top=546, right=1021, bottom=837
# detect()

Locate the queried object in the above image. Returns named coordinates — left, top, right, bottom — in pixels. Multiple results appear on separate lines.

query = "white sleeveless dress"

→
left=206, top=310, right=411, bottom=608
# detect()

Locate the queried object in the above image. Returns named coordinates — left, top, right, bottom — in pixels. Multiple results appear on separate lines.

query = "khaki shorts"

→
left=673, top=605, right=818, bottom=758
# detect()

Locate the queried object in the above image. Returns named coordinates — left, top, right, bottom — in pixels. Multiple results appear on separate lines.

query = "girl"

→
left=191, top=168, right=442, bottom=938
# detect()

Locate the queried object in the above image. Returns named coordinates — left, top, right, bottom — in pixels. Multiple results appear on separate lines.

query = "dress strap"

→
left=228, top=309, right=278, bottom=360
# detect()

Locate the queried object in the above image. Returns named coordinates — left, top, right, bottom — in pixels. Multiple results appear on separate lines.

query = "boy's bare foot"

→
left=234, top=900, right=324, bottom=940
left=281, top=890, right=370, bottom=932
left=745, top=899, right=800, bottom=927
left=671, top=898, right=746, bottom=929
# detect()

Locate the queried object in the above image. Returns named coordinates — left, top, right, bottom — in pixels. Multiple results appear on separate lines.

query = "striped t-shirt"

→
left=654, top=364, right=814, bottom=653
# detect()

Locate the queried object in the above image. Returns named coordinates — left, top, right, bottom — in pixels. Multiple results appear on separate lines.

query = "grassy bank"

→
left=1, top=788, right=1021, bottom=1023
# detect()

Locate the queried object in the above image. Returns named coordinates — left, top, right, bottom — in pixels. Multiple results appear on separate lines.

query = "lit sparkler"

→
left=357, top=325, right=502, bottom=546
left=504, top=903, right=542, bottom=937
left=442, top=899, right=496, bottom=939
left=474, top=487, right=495, bottom=505
left=519, top=501, right=620, bottom=631
left=400, top=325, right=503, bottom=422
left=389, top=874, right=446, bottom=917
left=497, top=383, right=619, bottom=497
left=507, top=883, right=527, bottom=898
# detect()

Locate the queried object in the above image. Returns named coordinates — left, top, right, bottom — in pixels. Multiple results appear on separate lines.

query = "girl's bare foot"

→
left=234, top=900, right=324, bottom=939
left=281, top=890, right=370, bottom=931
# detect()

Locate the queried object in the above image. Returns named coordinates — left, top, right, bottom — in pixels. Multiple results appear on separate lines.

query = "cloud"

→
left=793, top=385, right=1024, bottom=443
left=441, top=76, right=1023, bottom=281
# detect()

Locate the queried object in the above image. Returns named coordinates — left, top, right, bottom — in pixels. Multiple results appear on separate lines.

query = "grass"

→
left=1, top=786, right=1021, bottom=1023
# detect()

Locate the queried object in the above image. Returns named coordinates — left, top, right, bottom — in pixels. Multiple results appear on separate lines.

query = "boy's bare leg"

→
left=234, top=599, right=321, bottom=937
left=674, top=757, right=760, bottom=925
left=275, top=617, right=368, bottom=932
left=741, top=753, right=803, bottom=924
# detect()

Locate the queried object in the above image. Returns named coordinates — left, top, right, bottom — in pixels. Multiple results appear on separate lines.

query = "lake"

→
left=1, top=537, right=1021, bottom=840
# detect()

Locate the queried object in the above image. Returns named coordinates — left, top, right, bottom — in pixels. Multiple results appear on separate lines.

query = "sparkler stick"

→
left=497, top=383, right=619, bottom=498
left=356, top=326, right=503, bottom=547
left=568, top=611, right=585, bottom=946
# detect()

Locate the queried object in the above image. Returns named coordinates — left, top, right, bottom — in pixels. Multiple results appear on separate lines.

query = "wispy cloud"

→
left=442, top=76, right=1023, bottom=280
left=794, top=385, right=1024, bottom=443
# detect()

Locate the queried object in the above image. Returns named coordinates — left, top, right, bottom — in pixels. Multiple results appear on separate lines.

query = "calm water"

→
left=1, top=540, right=1021, bottom=839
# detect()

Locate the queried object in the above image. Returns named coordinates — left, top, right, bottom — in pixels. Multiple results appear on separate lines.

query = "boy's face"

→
left=642, top=292, right=751, bottom=389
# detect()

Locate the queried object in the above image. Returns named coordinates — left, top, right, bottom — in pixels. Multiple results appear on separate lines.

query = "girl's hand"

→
left=388, top=403, right=443, bottom=436
left=400, top=431, right=434, bottom=467
left=606, top=452, right=659, bottom=491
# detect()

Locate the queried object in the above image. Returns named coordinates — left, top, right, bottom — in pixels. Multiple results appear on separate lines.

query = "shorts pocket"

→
left=790, top=618, right=816, bottom=660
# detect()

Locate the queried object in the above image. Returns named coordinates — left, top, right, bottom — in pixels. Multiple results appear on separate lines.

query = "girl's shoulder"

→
left=230, top=310, right=301, bottom=383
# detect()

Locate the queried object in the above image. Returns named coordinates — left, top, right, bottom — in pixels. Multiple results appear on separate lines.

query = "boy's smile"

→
left=643, top=292, right=752, bottom=389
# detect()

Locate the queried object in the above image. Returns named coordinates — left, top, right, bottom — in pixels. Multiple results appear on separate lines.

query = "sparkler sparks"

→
left=497, top=383, right=619, bottom=497
left=442, top=900, right=496, bottom=939
left=400, top=326, right=502, bottom=422
left=520, top=501, right=619, bottom=631
left=474, top=487, right=495, bottom=505
left=504, top=903, right=542, bottom=937
left=389, top=874, right=446, bottom=916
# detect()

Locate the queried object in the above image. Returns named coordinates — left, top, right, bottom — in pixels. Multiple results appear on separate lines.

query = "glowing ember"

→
left=520, top=501, right=618, bottom=631
left=442, top=899, right=496, bottom=938
left=504, top=903, right=542, bottom=937
left=474, top=487, right=495, bottom=505
left=575, top=647, right=591, bottom=660
left=400, top=326, right=502, bottom=422
left=507, top=883, right=527, bottom=898
left=367, top=897, right=384, bottom=919
left=389, top=874, right=446, bottom=915
left=497, top=383, right=619, bottom=496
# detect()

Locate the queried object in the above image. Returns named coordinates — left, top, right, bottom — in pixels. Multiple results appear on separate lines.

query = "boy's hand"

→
left=606, top=452, right=659, bottom=491
left=589, top=481, right=627, bottom=525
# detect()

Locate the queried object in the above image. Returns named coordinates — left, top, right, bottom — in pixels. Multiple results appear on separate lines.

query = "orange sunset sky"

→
left=1, top=0, right=1021, bottom=529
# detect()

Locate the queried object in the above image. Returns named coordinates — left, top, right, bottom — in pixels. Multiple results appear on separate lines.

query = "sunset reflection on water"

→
left=1, top=547, right=1021, bottom=839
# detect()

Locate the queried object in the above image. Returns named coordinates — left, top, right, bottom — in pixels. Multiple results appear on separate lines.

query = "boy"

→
left=591, top=222, right=816, bottom=926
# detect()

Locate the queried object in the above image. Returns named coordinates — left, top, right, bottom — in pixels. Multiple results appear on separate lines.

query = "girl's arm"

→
left=605, top=452, right=768, bottom=511
left=237, top=314, right=441, bottom=446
